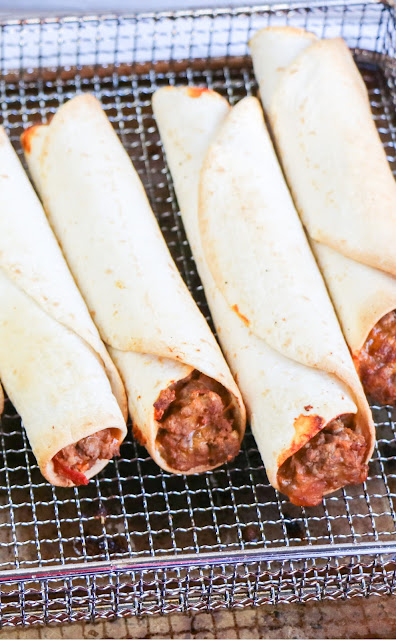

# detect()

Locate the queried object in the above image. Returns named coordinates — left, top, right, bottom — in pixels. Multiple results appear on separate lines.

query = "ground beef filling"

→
left=277, top=416, right=367, bottom=507
left=155, top=371, right=239, bottom=472
left=355, top=310, right=396, bottom=405
left=53, top=428, right=120, bottom=485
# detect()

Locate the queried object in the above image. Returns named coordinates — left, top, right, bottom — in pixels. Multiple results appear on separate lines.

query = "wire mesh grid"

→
left=0, top=0, right=395, bottom=626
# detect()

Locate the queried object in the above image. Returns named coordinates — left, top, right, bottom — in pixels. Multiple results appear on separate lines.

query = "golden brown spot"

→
left=132, top=424, right=147, bottom=446
left=115, top=280, right=126, bottom=289
left=277, top=414, right=324, bottom=468
left=186, top=87, right=210, bottom=98
left=304, top=405, right=313, bottom=412
left=231, top=304, right=250, bottom=327
left=20, top=125, right=41, bottom=153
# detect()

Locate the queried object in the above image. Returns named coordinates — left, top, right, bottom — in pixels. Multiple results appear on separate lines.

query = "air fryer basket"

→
left=0, top=0, right=395, bottom=626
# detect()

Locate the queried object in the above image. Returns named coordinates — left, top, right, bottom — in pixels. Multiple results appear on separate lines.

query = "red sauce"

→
left=355, top=310, right=396, bottom=404
left=52, top=428, right=119, bottom=486
left=53, top=458, right=89, bottom=486
left=277, top=415, right=367, bottom=507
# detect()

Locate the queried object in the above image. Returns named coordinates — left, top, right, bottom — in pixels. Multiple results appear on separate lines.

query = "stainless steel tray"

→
left=0, top=0, right=395, bottom=626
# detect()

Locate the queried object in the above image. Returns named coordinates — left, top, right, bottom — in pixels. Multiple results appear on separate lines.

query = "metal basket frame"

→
left=0, top=0, right=395, bottom=625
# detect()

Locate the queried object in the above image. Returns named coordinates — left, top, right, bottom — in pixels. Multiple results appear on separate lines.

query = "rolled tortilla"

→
left=153, top=86, right=374, bottom=506
left=250, top=26, right=396, bottom=404
left=0, top=127, right=127, bottom=487
left=22, top=94, right=245, bottom=475
left=312, top=244, right=396, bottom=405
left=250, top=27, right=396, bottom=275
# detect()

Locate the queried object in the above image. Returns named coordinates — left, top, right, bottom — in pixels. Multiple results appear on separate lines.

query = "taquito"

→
left=0, top=127, right=127, bottom=487
left=22, top=94, right=245, bottom=475
left=250, top=27, right=396, bottom=405
left=153, top=86, right=374, bottom=506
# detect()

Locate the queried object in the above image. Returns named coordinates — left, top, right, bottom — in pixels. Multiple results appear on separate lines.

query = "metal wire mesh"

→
left=0, top=0, right=395, bottom=626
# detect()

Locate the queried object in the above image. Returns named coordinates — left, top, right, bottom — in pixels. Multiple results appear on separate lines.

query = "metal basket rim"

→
left=0, top=0, right=395, bottom=602
left=0, top=0, right=393, bottom=28
left=0, top=540, right=396, bottom=584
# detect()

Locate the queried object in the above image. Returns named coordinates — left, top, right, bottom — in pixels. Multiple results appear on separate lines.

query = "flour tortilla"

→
left=23, top=94, right=245, bottom=475
left=250, top=28, right=396, bottom=275
left=250, top=26, right=396, bottom=358
left=152, top=87, right=374, bottom=492
left=313, top=242, right=396, bottom=355
left=0, top=127, right=127, bottom=486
